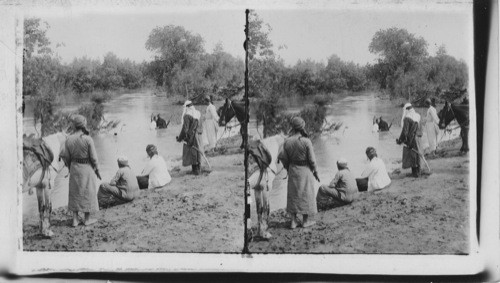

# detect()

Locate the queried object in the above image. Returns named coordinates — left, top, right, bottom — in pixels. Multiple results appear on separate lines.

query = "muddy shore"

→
left=23, top=145, right=245, bottom=253
left=249, top=138, right=471, bottom=254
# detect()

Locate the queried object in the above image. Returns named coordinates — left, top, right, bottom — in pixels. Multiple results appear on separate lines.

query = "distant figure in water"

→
left=156, top=114, right=168, bottom=129
left=98, top=156, right=139, bottom=209
left=372, top=117, right=379, bottom=133
left=150, top=114, right=157, bottom=130
left=377, top=117, right=392, bottom=132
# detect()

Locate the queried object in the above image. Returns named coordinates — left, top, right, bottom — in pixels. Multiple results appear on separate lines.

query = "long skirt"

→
left=182, top=134, right=202, bottom=167
left=98, top=183, right=131, bottom=208
left=68, top=163, right=99, bottom=213
left=203, top=119, right=219, bottom=150
left=286, top=165, right=317, bottom=215
left=425, top=122, right=440, bottom=151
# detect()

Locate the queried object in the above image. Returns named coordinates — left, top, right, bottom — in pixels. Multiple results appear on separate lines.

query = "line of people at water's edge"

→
left=279, top=101, right=434, bottom=228
left=60, top=96, right=220, bottom=226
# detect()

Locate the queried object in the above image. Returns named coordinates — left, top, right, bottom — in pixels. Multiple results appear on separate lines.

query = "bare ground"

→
left=248, top=138, right=471, bottom=254
left=23, top=145, right=246, bottom=253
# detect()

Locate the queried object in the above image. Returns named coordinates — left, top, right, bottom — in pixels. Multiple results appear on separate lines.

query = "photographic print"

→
left=21, top=7, right=246, bottom=253
left=246, top=4, right=476, bottom=254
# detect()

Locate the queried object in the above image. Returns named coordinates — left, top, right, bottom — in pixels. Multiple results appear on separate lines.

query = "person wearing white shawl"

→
left=177, top=100, right=203, bottom=175
left=396, top=103, right=422, bottom=177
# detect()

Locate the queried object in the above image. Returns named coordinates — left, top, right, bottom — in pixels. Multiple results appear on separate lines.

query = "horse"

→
left=248, top=134, right=285, bottom=240
left=218, top=98, right=247, bottom=149
left=438, top=101, right=469, bottom=153
left=23, top=132, right=68, bottom=237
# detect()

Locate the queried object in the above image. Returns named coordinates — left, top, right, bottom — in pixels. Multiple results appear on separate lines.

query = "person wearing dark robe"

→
left=396, top=103, right=421, bottom=177
left=176, top=100, right=203, bottom=175
left=156, top=114, right=168, bottom=129
left=378, top=117, right=391, bottom=131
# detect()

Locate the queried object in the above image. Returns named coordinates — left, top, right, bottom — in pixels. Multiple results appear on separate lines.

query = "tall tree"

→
left=145, top=25, right=204, bottom=93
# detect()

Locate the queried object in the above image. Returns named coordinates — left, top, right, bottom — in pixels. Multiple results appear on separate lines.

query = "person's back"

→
left=145, top=155, right=171, bottom=188
left=115, top=166, right=140, bottom=200
left=334, top=168, right=358, bottom=203
left=364, top=157, right=391, bottom=191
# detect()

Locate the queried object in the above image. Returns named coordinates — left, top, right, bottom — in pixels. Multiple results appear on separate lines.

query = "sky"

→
left=29, top=3, right=472, bottom=67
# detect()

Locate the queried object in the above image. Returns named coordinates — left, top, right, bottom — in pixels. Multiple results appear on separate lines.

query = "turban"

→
left=71, top=114, right=89, bottom=133
left=337, top=157, right=348, bottom=169
left=146, top=144, right=158, bottom=155
left=291, top=116, right=306, bottom=132
left=117, top=155, right=129, bottom=167
left=366, top=147, right=377, bottom=159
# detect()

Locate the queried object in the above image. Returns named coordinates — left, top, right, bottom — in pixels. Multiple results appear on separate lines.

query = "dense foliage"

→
left=145, top=26, right=244, bottom=98
left=368, top=28, right=468, bottom=100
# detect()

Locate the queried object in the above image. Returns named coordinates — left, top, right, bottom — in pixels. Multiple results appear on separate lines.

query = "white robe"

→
left=425, top=106, right=440, bottom=151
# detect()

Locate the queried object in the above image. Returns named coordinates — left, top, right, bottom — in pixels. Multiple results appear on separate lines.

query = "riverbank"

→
left=248, top=138, right=470, bottom=254
left=22, top=142, right=245, bottom=252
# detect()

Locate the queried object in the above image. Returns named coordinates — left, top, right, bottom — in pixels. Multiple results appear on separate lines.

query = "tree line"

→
left=24, top=14, right=468, bottom=137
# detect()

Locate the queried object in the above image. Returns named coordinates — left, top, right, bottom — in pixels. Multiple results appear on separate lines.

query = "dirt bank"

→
left=23, top=147, right=245, bottom=253
left=249, top=139, right=470, bottom=254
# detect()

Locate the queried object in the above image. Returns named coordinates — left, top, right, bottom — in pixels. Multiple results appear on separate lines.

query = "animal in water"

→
left=218, top=98, right=247, bottom=149
left=438, top=101, right=469, bottom=153
left=377, top=117, right=392, bottom=132
left=248, top=134, right=285, bottom=240
left=23, top=132, right=68, bottom=237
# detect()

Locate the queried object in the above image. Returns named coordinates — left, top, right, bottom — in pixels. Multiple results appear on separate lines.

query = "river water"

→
left=23, top=91, right=459, bottom=217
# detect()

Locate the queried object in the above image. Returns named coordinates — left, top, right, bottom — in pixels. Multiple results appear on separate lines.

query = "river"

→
left=23, top=90, right=459, bottom=218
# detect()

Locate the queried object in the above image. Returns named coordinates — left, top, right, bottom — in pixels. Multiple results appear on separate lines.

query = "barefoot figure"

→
left=278, top=117, right=320, bottom=229
left=60, top=115, right=100, bottom=227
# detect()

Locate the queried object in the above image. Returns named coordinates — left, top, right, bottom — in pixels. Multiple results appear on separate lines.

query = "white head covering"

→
left=117, top=155, right=129, bottom=167
left=181, top=100, right=201, bottom=125
left=401, top=103, right=420, bottom=125
left=181, top=100, right=193, bottom=124
left=337, top=157, right=348, bottom=168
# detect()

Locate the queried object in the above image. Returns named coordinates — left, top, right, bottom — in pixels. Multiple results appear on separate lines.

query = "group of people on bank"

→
left=60, top=96, right=220, bottom=226
left=279, top=99, right=438, bottom=229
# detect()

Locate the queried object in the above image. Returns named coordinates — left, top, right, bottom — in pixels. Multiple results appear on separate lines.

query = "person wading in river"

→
left=316, top=157, right=358, bottom=210
left=97, top=156, right=140, bottom=209
left=156, top=114, right=168, bottom=129
left=60, top=114, right=100, bottom=227
left=397, top=103, right=422, bottom=177
left=278, top=116, right=320, bottom=229
left=177, top=100, right=203, bottom=175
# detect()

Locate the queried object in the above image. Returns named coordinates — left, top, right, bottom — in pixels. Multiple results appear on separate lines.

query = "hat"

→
left=404, top=103, right=412, bottom=110
left=337, top=157, right=348, bottom=168
left=291, top=116, right=306, bottom=132
left=184, top=100, right=193, bottom=107
left=117, top=155, right=129, bottom=166
left=146, top=144, right=158, bottom=155
left=366, top=147, right=377, bottom=158
left=71, top=114, right=89, bottom=132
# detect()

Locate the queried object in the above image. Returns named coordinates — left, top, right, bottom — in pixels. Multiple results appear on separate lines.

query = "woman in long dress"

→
left=278, top=117, right=319, bottom=228
left=397, top=103, right=422, bottom=177
left=202, top=95, right=219, bottom=152
left=60, top=114, right=100, bottom=227
left=424, top=98, right=440, bottom=155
